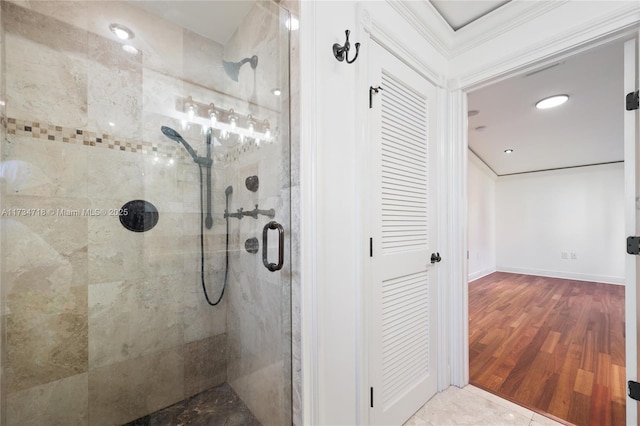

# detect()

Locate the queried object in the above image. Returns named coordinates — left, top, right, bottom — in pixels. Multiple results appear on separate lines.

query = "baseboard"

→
left=468, top=267, right=497, bottom=282
left=496, top=266, right=624, bottom=285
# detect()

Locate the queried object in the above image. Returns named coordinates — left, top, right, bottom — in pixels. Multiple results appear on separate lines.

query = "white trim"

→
left=447, top=89, right=469, bottom=388
left=299, top=1, right=319, bottom=424
left=386, top=0, right=453, bottom=58
left=495, top=266, right=625, bottom=286
left=387, top=0, right=569, bottom=60
left=451, top=0, right=569, bottom=57
left=468, top=268, right=497, bottom=283
left=624, top=36, right=639, bottom=426
left=362, top=6, right=447, bottom=89
left=451, top=3, right=640, bottom=91
left=436, top=87, right=450, bottom=393
left=355, top=7, right=371, bottom=423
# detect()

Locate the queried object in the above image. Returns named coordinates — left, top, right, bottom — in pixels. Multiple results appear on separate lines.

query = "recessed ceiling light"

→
left=535, top=94, right=569, bottom=109
left=468, top=110, right=479, bottom=117
left=109, top=23, right=134, bottom=40
left=271, top=88, right=282, bottom=96
left=504, top=149, right=514, bottom=154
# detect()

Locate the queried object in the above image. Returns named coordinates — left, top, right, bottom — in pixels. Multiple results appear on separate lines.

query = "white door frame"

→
left=623, top=35, right=639, bottom=423
left=451, top=19, right=640, bottom=426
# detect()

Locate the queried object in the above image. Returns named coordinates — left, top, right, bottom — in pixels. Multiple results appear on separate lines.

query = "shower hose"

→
left=198, top=164, right=229, bottom=306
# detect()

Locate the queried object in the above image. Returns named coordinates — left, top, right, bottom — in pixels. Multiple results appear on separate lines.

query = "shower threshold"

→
left=124, top=382, right=260, bottom=426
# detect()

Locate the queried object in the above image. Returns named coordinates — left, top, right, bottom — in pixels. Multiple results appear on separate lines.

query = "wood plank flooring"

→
left=469, top=272, right=625, bottom=426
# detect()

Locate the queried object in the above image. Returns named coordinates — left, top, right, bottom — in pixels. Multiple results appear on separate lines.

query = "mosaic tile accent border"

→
left=2, top=117, right=267, bottom=164
left=5, top=117, right=186, bottom=159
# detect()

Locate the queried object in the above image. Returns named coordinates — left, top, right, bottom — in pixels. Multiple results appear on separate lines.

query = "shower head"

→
left=161, top=126, right=198, bottom=162
left=221, top=55, right=258, bottom=82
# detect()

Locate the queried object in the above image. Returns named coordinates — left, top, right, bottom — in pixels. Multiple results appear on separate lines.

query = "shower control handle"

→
left=263, top=221, right=284, bottom=272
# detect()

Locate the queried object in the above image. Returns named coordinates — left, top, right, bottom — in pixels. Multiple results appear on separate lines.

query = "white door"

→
left=368, top=41, right=438, bottom=425
left=625, top=35, right=640, bottom=426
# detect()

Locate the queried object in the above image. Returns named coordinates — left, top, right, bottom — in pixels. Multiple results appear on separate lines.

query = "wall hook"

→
left=333, top=30, right=360, bottom=64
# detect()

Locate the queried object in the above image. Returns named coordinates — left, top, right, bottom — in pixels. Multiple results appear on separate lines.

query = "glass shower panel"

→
left=0, top=1, right=291, bottom=425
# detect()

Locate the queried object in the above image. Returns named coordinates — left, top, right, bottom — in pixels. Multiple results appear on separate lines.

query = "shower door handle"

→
left=263, top=221, right=284, bottom=272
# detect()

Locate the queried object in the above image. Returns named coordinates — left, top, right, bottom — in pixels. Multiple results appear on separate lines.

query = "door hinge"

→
left=627, top=236, right=640, bottom=255
left=370, top=387, right=374, bottom=407
left=627, top=90, right=639, bottom=111
left=369, top=86, right=383, bottom=108
left=629, top=381, right=640, bottom=401
left=370, top=238, right=373, bottom=257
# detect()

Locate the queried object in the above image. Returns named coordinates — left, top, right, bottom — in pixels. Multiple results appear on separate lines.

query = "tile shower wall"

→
left=0, top=1, right=293, bottom=425
left=0, top=2, right=5, bottom=424
left=221, top=3, right=292, bottom=426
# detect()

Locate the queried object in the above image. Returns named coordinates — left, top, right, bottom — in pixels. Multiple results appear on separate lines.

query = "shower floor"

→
left=125, top=382, right=260, bottom=426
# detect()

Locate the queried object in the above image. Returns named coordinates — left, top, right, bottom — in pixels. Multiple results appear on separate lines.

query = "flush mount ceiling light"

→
left=109, top=23, right=134, bottom=40
left=504, top=149, right=514, bottom=154
left=535, top=94, right=569, bottom=109
left=271, top=88, right=282, bottom=96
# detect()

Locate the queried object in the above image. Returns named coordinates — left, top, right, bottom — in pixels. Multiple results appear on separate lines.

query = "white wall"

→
left=467, top=152, right=496, bottom=281
left=303, top=2, right=359, bottom=425
left=495, top=163, right=625, bottom=284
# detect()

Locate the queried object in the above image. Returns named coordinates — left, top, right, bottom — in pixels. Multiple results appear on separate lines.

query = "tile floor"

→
left=403, top=385, right=565, bottom=426
left=124, top=383, right=260, bottom=426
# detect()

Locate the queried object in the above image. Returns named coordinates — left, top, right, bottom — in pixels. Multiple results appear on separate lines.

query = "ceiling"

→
left=467, top=40, right=624, bottom=176
left=133, top=1, right=254, bottom=45
left=430, top=0, right=511, bottom=31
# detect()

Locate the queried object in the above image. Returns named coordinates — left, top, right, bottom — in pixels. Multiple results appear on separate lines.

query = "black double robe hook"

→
left=333, top=30, right=360, bottom=64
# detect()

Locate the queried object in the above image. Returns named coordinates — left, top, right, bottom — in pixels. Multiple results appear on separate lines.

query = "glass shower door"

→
left=0, top=1, right=291, bottom=425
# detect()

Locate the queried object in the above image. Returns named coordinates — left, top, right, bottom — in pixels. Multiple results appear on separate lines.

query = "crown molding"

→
left=386, top=0, right=454, bottom=58
left=386, top=0, right=570, bottom=60
left=451, top=0, right=569, bottom=57
left=450, top=1, right=640, bottom=90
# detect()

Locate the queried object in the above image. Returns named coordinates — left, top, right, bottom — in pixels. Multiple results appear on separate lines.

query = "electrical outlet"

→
left=561, top=252, right=568, bottom=259
left=570, top=252, right=577, bottom=260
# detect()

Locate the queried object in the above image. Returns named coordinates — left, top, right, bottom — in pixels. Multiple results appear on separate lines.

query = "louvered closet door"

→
left=368, top=41, right=438, bottom=426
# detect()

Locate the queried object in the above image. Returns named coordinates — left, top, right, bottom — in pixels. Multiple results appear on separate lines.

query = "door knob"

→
left=430, top=252, right=442, bottom=264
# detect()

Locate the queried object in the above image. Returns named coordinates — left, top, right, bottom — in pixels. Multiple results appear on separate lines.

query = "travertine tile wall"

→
left=0, top=2, right=5, bottom=424
left=0, top=1, right=296, bottom=425
left=222, top=3, right=293, bottom=426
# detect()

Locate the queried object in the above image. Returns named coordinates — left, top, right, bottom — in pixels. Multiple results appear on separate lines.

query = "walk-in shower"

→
left=0, top=1, right=293, bottom=425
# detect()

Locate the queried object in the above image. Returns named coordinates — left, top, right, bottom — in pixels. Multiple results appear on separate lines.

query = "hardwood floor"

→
left=469, top=272, right=625, bottom=426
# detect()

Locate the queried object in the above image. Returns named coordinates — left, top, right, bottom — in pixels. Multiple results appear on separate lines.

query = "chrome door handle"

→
left=263, top=221, right=284, bottom=272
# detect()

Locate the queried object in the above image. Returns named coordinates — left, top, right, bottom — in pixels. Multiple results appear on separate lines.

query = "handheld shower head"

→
left=160, top=125, right=184, bottom=143
left=221, top=55, right=258, bottom=82
left=225, top=186, right=233, bottom=196
left=161, top=126, right=199, bottom=162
